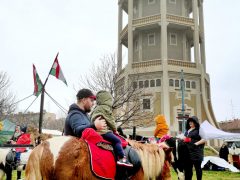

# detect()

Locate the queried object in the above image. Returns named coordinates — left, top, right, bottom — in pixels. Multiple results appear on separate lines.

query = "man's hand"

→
left=10, top=140, right=16, bottom=144
left=113, top=130, right=119, bottom=135
left=184, top=137, right=191, bottom=143
left=94, top=116, right=107, bottom=130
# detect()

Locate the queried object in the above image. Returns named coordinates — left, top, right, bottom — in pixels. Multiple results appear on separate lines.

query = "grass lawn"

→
left=3, top=147, right=239, bottom=179
left=171, top=168, right=240, bottom=180
left=3, top=168, right=240, bottom=180
left=3, top=171, right=25, bottom=180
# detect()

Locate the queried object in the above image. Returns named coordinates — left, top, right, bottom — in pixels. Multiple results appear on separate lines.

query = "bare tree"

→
left=0, top=71, right=16, bottom=119
left=78, top=54, right=155, bottom=128
left=79, top=54, right=117, bottom=94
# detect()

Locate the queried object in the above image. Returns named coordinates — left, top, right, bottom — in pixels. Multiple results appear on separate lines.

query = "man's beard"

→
left=85, top=107, right=91, bottom=113
left=14, top=132, right=22, bottom=138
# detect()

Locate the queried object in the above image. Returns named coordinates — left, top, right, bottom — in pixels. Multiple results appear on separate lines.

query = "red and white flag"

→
left=50, top=53, right=67, bottom=85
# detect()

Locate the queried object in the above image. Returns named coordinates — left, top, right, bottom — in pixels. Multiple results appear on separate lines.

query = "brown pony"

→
left=25, top=136, right=172, bottom=180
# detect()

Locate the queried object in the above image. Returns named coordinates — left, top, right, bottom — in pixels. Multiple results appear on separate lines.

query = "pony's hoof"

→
left=177, top=172, right=185, bottom=180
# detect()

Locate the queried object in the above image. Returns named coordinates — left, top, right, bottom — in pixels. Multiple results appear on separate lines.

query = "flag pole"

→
left=38, top=53, right=58, bottom=138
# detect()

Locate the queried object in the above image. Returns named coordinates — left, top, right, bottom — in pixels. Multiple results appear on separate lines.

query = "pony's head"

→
left=163, top=137, right=189, bottom=180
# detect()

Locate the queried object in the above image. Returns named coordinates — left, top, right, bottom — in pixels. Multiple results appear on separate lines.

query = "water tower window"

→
left=169, top=79, right=174, bottom=86
left=148, top=33, right=155, bottom=46
left=150, top=80, right=155, bottom=87
left=133, top=3, right=138, bottom=14
left=133, top=81, right=138, bottom=89
left=170, top=33, right=177, bottom=45
left=139, top=81, right=144, bottom=88
left=156, top=79, right=161, bottom=86
left=186, top=81, right=190, bottom=88
left=175, top=80, right=180, bottom=87
left=191, top=81, right=196, bottom=89
left=178, top=113, right=189, bottom=132
left=143, top=99, right=151, bottom=109
left=135, top=40, right=139, bottom=51
left=169, top=0, right=176, bottom=4
left=148, top=0, right=155, bottom=5
left=144, top=80, right=149, bottom=88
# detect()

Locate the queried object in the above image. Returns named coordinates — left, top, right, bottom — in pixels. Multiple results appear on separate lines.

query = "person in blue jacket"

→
left=64, top=89, right=106, bottom=137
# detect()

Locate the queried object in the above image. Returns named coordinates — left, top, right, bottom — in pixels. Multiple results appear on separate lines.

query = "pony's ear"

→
left=165, top=147, right=174, bottom=153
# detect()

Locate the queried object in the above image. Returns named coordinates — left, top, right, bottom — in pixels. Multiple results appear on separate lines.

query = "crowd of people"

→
left=64, top=88, right=209, bottom=179
left=154, top=114, right=205, bottom=180
left=7, top=88, right=236, bottom=180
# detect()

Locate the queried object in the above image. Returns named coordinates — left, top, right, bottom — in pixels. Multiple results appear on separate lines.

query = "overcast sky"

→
left=1, top=0, right=240, bottom=121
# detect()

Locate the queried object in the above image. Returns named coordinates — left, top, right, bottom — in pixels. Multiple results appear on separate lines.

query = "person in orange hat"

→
left=154, top=114, right=169, bottom=141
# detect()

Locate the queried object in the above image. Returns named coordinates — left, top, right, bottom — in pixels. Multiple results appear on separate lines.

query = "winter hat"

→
left=76, top=89, right=96, bottom=100
left=154, top=114, right=169, bottom=138
left=21, top=126, right=27, bottom=133
left=186, top=116, right=200, bottom=130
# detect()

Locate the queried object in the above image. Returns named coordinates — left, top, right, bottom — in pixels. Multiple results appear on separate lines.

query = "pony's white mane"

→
left=128, top=140, right=165, bottom=179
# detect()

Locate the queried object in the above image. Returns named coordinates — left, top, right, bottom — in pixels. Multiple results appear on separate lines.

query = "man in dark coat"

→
left=64, top=89, right=106, bottom=137
left=184, top=116, right=205, bottom=180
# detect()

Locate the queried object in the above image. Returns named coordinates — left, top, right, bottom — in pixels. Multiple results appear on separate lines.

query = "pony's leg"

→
left=25, top=145, right=43, bottom=180
left=17, top=171, right=21, bottom=179
left=16, top=164, right=24, bottom=179
left=0, top=169, right=5, bottom=180
left=159, top=160, right=172, bottom=180
left=4, top=163, right=12, bottom=180
left=130, top=167, right=144, bottom=180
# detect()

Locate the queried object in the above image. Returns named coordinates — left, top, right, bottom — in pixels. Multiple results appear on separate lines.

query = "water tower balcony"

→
left=167, top=14, right=194, bottom=27
left=120, top=14, right=194, bottom=46
left=127, top=59, right=197, bottom=74
left=120, top=25, right=128, bottom=46
left=167, top=59, right=196, bottom=68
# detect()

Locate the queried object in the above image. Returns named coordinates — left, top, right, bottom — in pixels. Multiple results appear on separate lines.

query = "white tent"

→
left=200, top=120, right=240, bottom=140
left=201, top=156, right=239, bottom=172
left=42, top=129, right=62, bottom=136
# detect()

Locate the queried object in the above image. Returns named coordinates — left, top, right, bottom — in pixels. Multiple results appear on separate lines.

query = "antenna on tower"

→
left=230, top=99, right=235, bottom=120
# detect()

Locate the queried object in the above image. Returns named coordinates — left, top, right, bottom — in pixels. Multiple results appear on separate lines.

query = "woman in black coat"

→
left=184, top=116, right=205, bottom=180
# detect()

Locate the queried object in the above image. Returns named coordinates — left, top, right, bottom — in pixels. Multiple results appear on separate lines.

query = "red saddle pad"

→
left=81, top=128, right=116, bottom=180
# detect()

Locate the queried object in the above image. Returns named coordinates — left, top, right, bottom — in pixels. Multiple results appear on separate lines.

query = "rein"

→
left=176, top=139, right=179, bottom=160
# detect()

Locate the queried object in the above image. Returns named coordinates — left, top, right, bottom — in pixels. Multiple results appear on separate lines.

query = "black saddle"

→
left=115, top=145, right=142, bottom=180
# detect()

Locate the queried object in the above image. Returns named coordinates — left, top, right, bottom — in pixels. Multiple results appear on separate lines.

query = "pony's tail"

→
left=25, top=144, right=43, bottom=180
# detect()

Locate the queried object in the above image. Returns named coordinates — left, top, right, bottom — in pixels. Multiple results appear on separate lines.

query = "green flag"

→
left=33, top=64, right=43, bottom=96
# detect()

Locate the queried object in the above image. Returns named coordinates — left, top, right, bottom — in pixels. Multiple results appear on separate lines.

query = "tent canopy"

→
left=0, top=119, right=15, bottom=144
left=0, top=119, right=15, bottom=132
left=200, top=120, right=240, bottom=140
left=201, top=156, right=239, bottom=172
left=42, top=129, right=62, bottom=136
